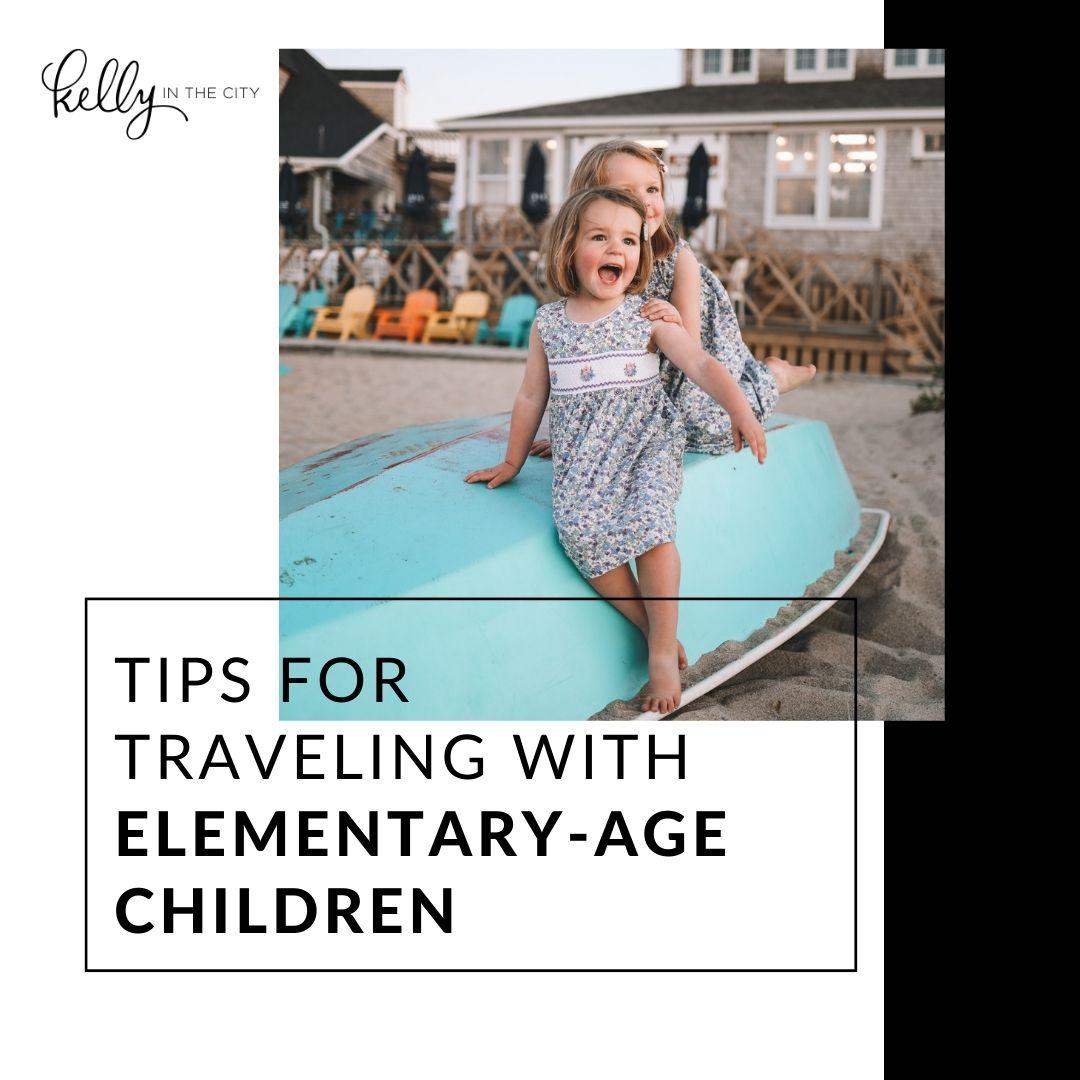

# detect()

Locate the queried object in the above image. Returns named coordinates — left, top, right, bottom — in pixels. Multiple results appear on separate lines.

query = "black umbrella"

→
left=682, top=143, right=710, bottom=232
left=279, top=160, right=299, bottom=227
left=521, top=142, right=550, bottom=224
left=403, top=146, right=431, bottom=221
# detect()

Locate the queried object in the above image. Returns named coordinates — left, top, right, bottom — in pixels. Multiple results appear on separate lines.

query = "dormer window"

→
left=885, top=49, right=946, bottom=77
left=785, top=49, right=854, bottom=82
left=693, top=49, right=757, bottom=85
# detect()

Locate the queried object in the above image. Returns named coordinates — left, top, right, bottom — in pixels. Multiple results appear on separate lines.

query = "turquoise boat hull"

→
left=279, top=412, right=861, bottom=721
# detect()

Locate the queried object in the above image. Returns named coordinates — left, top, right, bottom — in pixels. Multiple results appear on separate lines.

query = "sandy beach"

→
left=281, top=348, right=944, bottom=721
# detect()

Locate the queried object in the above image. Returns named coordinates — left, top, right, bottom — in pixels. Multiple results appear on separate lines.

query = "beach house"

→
left=279, top=49, right=457, bottom=232
left=443, top=49, right=945, bottom=282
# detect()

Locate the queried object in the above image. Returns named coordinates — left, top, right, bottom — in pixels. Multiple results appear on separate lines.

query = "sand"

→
left=280, top=348, right=945, bottom=721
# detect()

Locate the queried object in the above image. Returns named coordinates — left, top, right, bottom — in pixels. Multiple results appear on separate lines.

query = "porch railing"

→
left=700, top=208, right=944, bottom=367
left=281, top=210, right=944, bottom=368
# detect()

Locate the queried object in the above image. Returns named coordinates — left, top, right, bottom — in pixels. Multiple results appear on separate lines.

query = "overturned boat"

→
left=279, top=413, right=888, bottom=721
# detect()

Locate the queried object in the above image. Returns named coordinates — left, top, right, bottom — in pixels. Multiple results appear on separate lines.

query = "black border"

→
left=85, top=595, right=858, bottom=974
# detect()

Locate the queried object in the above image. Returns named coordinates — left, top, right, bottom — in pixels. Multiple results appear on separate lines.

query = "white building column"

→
left=310, top=171, right=323, bottom=231
left=508, top=137, right=523, bottom=211
left=550, top=136, right=565, bottom=205
left=449, top=133, right=469, bottom=223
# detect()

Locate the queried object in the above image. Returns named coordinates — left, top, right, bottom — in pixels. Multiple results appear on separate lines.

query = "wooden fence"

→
left=281, top=213, right=943, bottom=371
left=280, top=239, right=547, bottom=308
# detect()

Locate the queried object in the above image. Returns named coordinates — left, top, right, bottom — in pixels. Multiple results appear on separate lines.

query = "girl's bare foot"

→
left=642, top=646, right=682, bottom=714
left=765, top=356, right=816, bottom=393
left=677, top=639, right=688, bottom=670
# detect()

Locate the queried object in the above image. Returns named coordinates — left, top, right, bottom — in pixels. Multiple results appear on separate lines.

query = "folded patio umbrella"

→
left=682, top=142, right=710, bottom=232
left=279, top=160, right=299, bottom=227
left=521, top=141, right=550, bottom=224
left=403, top=146, right=431, bottom=220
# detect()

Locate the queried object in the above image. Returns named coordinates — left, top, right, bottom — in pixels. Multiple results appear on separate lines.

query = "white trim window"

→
left=765, top=128, right=884, bottom=230
left=785, top=48, right=854, bottom=82
left=886, top=49, right=945, bottom=77
left=693, top=49, right=758, bottom=85
left=470, top=136, right=562, bottom=207
left=475, top=137, right=511, bottom=204
left=912, top=124, right=945, bottom=160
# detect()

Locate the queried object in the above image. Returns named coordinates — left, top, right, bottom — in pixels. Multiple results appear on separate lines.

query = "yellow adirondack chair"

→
left=421, top=291, right=491, bottom=345
left=308, top=285, right=377, bottom=342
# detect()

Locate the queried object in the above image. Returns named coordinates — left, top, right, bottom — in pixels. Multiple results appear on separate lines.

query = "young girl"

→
left=531, top=140, right=814, bottom=459
left=465, top=187, right=768, bottom=716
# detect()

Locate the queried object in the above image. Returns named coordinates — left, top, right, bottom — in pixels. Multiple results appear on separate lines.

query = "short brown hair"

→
left=569, top=140, right=678, bottom=261
left=543, top=186, right=654, bottom=299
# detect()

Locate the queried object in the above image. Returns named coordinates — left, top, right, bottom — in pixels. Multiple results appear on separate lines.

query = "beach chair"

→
left=308, top=286, right=376, bottom=342
left=476, top=294, right=538, bottom=349
left=280, top=287, right=328, bottom=338
left=421, top=291, right=491, bottom=345
left=373, top=289, right=438, bottom=343
left=279, top=284, right=298, bottom=336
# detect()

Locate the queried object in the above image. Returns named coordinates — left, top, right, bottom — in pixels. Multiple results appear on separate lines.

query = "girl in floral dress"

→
left=465, top=187, right=768, bottom=715
left=531, top=140, right=814, bottom=459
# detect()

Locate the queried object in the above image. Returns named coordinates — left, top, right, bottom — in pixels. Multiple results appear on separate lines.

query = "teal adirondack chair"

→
left=476, top=294, right=538, bottom=348
left=280, top=287, right=328, bottom=338
left=279, top=284, right=297, bottom=336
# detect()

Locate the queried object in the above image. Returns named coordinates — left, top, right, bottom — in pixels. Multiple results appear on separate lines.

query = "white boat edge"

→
left=634, top=507, right=892, bottom=721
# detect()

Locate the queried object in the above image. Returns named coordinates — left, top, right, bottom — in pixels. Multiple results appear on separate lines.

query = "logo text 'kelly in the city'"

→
left=41, top=49, right=189, bottom=140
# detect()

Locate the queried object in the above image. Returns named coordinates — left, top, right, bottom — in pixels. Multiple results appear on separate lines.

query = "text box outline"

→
left=84, top=596, right=858, bottom=974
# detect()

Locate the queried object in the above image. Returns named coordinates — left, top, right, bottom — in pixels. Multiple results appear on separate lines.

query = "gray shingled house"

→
left=279, top=49, right=402, bottom=226
left=279, top=50, right=457, bottom=230
left=444, top=49, right=945, bottom=283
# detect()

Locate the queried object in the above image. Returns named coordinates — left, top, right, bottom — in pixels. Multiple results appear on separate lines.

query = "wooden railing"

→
left=701, top=209, right=944, bottom=367
left=459, top=205, right=546, bottom=246
left=280, top=239, right=547, bottom=313
left=282, top=212, right=944, bottom=368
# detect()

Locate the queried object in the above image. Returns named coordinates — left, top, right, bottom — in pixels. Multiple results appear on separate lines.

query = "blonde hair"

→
left=569, top=140, right=678, bottom=261
left=543, top=186, right=654, bottom=299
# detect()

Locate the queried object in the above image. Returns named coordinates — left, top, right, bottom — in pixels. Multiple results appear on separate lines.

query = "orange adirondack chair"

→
left=308, top=286, right=376, bottom=342
left=373, top=289, right=438, bottom=343
left=421, top=291, right=491, bottom=345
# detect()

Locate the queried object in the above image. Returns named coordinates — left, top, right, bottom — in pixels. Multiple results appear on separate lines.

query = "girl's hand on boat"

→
left=529, top=439, right=552, bottom=458
left=464, top=461, right=520, bottom=489
left=640, top=299, right=682, bottom=326
left=732, top=411, right=767, bottom=464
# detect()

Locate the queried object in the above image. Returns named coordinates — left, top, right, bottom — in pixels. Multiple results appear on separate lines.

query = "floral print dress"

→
left=535, top=294, right=685, bottom=579
left=643, top=239, right=779, bottom=455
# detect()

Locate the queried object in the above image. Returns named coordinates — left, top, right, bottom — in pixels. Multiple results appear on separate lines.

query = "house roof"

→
left=332, top=69, right=403, bottom=83
left=446, top=76, right=945, bottom=124
left=279, top=49, right=387, bottom=158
